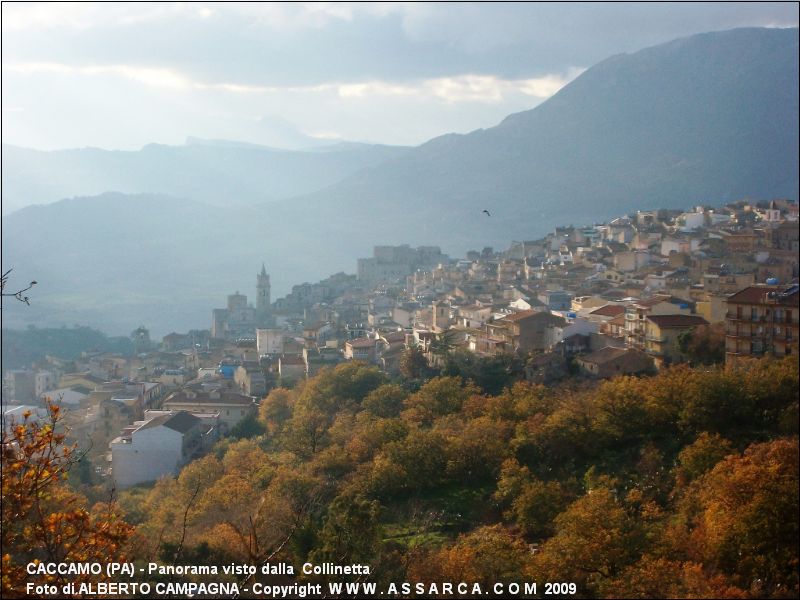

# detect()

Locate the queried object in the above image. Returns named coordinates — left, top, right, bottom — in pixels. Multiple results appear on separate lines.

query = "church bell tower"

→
left=256, top=263, right=271, bottom=318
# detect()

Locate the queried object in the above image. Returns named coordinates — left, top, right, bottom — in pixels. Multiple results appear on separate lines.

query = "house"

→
left=278, top=354, right=307, bottom=384
left=537, top=290, right=572, bottom=311
left=2, top=405, right=49, bottom=434
left=724, top=284, right=799, bottom=365
left=39, top=386, right=90, bottom=408
left=525, top=352, right=567, bottom=384
left=644, top=314, right=709, bottom=367
left=344, top=337, right=378, bottom=362
left=302, top=322, right=332, bottom=344
left=624, top=295, right=692, bottom=350
left=576, top=347, right=654, bottom=378
left=571, top=295, right=609, bottom=312
left=256, top=328, right=287, bottom=355
left=479, top=310, right=566, bottom=354
left=455, top=304, right=493, bottom=329
left=614, top=251, right=651, bottom=273
left=162, top=388, right=256, bottom=432
left=587, top=303, right=626, bottom=325
left=234, top=364, right=267, bottom=397
left=110, top=411, right=210, bottom=489
left=304, top=347, right=344, bottom=376
left=3, top=370, right=35, bottom=402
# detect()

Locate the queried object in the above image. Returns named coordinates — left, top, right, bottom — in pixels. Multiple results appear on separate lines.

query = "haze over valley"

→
left=3, top=26, right=797, bottom=335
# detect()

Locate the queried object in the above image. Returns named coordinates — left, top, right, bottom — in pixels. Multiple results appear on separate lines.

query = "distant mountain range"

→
left=2, top=27, right=797, bottom=335
left=1, top=138, right=409, bottom=214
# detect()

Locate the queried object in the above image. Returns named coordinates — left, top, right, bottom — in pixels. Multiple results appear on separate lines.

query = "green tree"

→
left=402, top=376, right=479, bottom=426
left=362, top=384, right=408, bottom=418
left=676, top=322, right=726, bottom=365
left=399, top=344, right=431, bottom=380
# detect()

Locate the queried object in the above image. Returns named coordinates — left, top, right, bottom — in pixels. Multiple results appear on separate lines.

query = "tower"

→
left=256, top=263, right=271, bottom=317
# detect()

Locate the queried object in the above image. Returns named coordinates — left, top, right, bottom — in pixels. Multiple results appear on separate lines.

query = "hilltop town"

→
left=3, top=198, right=798, bottom=489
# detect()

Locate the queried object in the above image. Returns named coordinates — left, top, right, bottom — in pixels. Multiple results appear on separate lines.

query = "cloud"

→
left=3, top=62, right=192, bottom=90
left=3, top=60, right=581, bottom=105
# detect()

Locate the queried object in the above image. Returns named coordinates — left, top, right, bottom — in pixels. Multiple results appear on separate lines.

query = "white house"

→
left=110, top=411, right=205, bottom=489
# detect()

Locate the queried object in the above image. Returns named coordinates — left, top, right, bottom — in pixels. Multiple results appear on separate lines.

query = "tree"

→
left=409, top=525, right=533, bottom=588
left=399, top=344, right=431, bottom=380
left=689, top=439, right=799, bottom=596
left=402, top=376, right=479, bottom=426
left=676, top=323, right=726, bottom=365
left=0, top=268, right=36, bottom=306
left=532, top=487, right=644, bottom=593
left=1, top=403, right=132, bottom=597
left=309, top=493, right=382, bottom=569
left=675, top=432, right=734, bottom=484
left=428, top=329, right=459, bottom=368
left=258, top=387, right=294, bottom=436
left=362, top=384, right=407, bottom=418
left=228, top=413, right=266, bottom=440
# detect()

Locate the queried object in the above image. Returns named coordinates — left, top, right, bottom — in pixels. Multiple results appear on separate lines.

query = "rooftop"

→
left=646, top=314, right=708, bottom=328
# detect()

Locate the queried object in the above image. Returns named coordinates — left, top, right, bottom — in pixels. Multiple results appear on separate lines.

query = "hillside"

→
left=1, top=139, right=409, bottom=214
left=286, top=27, right=799, bottom=250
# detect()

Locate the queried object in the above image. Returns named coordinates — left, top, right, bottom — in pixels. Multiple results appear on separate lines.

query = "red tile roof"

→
left=727, top=285, right=798, bottom=306
left=590, top=304, right=626, bottom=317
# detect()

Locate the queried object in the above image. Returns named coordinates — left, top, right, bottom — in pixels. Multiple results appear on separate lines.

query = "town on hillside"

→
left=3, top=198, right=798, bottom=490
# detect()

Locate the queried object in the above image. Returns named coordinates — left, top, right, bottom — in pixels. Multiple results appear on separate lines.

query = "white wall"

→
left=111, top=425, right=183, bottom=489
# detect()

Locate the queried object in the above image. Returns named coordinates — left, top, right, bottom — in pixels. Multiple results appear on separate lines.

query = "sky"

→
left=2, top=2, right=798, bottom=151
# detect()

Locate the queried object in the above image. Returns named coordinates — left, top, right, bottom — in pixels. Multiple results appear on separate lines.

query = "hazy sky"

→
left=2, top=2, right=797, bottom=150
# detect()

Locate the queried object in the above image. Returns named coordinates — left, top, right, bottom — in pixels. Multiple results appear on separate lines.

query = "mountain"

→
left=0, top=139, right=409, bottom=214
left=285, top=27, right=798, bottom=251
left=2, top=28, right=797, bottom=335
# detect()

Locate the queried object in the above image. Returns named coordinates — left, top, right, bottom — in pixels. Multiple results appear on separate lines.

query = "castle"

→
left=210, top=264, right=271, bottom=339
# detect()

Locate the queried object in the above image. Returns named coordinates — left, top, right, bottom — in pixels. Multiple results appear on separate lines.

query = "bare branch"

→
left=1, top=268, right=37, bottom=306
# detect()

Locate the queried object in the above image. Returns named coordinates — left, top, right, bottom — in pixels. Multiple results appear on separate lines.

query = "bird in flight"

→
left=482, top=209, right=491, bottom=216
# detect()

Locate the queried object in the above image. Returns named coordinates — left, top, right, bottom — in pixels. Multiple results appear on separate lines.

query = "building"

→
left=162, top=388, right=256, bottom=432
left=110, top=411, right=211, bottom=489
left=278, top=354, right=306, bottom=384
left=3, top=370, right=36, bottom=403
left=234, top=365, right=267, bottom=397
left=256, top=263, right=271, bottom=320
left=724, top=284, right=799, bottom=365
left=344, top=337, right=378, bottom=362
left=357, top=245, right=448, bottom=286
left=624, top=295, right=692, bottom=350
left=537, top=290, right=572, bottom=311
left=256, top=328, right=286, bottom=355
left=576, top=347, right=654, bottom=378
left=478, top=310, right=566, bottom=354
left=644, top=314, right=709, bottom=367
left=211, top=265, right=272, bottom=339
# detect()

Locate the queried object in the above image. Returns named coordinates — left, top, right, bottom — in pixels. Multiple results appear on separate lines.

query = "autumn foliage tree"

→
left=1, top=403, right=132, bottom=598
